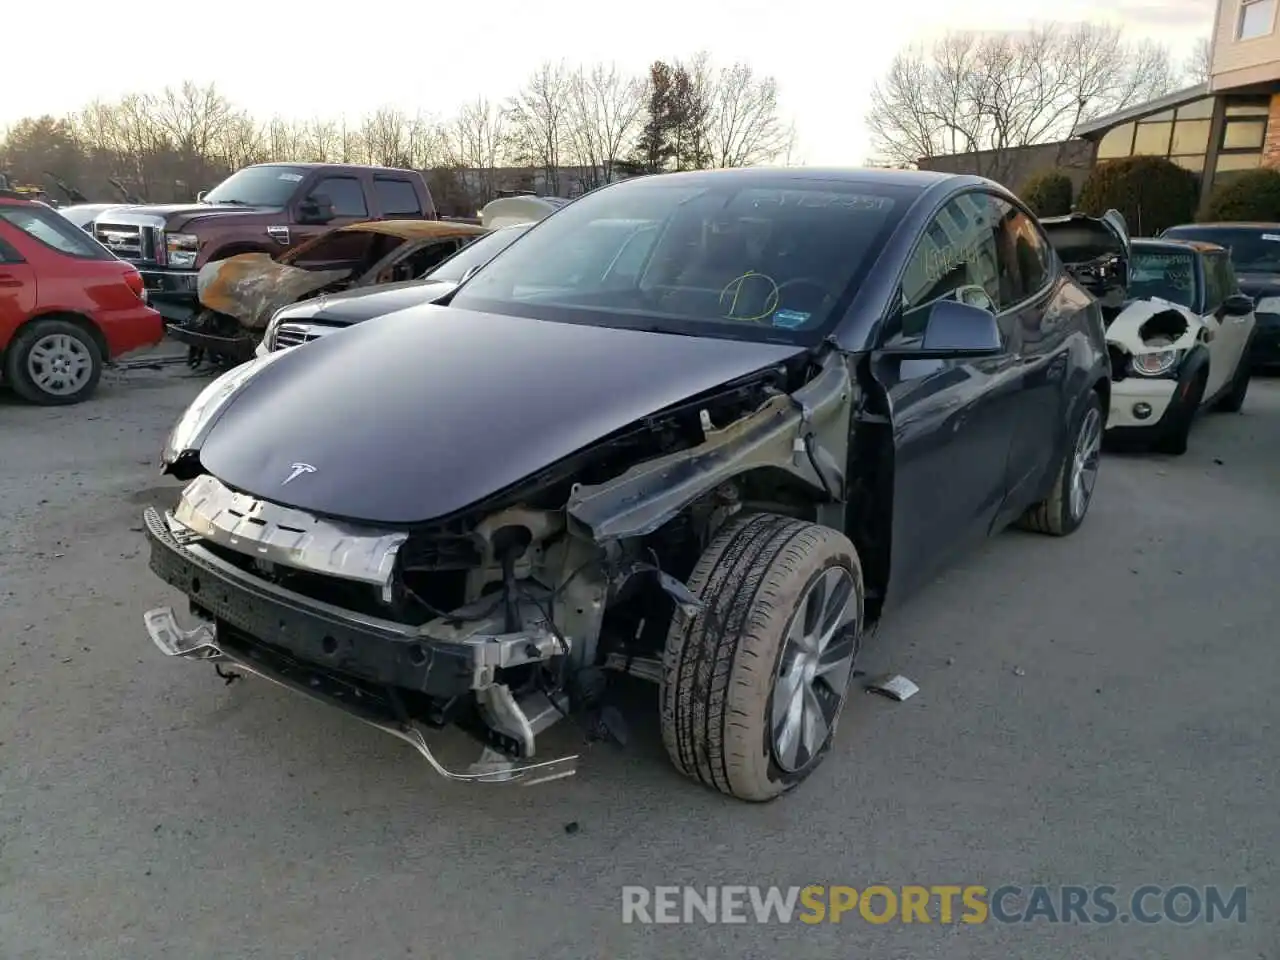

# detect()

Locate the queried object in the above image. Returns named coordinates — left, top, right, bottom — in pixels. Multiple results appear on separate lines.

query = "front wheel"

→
left=1214, top=359, right=1251, bottom=413
left=660, top=513, right=864, bottom=802
left=1017, top=390, right=1103, bottom=536
left=3, top=318, right=103, bottom=405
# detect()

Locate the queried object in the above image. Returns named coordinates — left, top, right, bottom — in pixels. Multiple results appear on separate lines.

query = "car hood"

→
left=195, top=307, right=805, bottom=524
left=275, top=279, right=458, bottom=325
left=99, top=202, right=280, bottom=230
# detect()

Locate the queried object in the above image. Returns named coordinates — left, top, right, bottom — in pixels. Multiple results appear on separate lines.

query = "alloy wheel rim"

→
left=27, top=334, right=92, bottom=396
left=1070, top=407, right=1102, bottom=521
left=771, top=565, right=858, bottom=773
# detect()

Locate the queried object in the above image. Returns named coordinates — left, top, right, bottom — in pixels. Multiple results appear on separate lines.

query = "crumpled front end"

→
left=142, top=476, right=580, bottom=784
left=197, top=253, right=351, bottom=331
left=142, top=346, right=854, bottom=784
left=1104, top=298, right=1204, bottom=431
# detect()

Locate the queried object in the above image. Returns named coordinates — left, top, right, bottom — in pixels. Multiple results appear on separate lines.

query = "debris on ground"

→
left=865, top=674, right=919, bottom=701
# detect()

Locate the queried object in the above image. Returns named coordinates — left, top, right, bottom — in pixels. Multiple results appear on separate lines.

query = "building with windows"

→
left=918, top=1, right=1280, bottom=212
left=1072, top=0, right=1280, bottom=209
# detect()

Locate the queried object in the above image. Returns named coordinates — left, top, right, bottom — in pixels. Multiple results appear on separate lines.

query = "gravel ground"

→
left=1, top=367, right=1277, bottom=960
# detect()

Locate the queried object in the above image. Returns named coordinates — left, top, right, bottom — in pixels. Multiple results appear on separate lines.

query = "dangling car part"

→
left=168, top=219, right=488, bottom=367
left=142, top=169, right=1110, bottom=800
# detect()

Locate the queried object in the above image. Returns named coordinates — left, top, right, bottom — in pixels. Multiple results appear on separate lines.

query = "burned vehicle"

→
left=172, top=219, right=488, bottom=366
left=142, top=169, right=1110, bottom=801
left=257, top=223, right=534, bottom=355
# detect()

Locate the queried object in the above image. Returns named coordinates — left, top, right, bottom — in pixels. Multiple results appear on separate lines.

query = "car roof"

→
left=248, top=161, right=416, bottom=176
left=613, top=166, right=968, bottom=192
left=1134, top=237, right=1225, bottom=255
left=1166, top=222, right=1280, bottom=230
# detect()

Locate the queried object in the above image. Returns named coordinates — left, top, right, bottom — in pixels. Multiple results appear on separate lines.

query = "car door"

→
left=0, top=229, right=37, bottom=344
left=1198, top=251, right=1233, bottom=400
left=1206, top=250, right=1253, bottom=387
left=985, top=194, right=1068, bottom=510
left=871, top=191, right=1022, bottom=597
left=293, top=175, right=373, bottom=253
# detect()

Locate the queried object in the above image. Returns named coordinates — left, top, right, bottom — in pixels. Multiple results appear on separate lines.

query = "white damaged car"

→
left=1039, top=210, right=1255, bottom=456
left=1105, top=239, right=1256, bottom=454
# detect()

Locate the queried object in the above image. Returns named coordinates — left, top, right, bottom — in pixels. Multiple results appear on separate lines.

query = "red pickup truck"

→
left=90, top=162, right=437, bottom=322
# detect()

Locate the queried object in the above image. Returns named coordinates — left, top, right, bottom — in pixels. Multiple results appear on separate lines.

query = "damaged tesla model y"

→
left=142, top=168, right=1110, bottom=802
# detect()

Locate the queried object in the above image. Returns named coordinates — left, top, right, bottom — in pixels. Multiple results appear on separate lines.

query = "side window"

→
left=893, top=193, right=1001, bottom=343
left=0, top=206, right=113, bottom=260
left=990, top=196, right=1053, bottom=305
left=374, top=179, right=422, bottom=217
left=310, top=177, right=367, bottom=217
left=1202, top=253, right=1227, bottom=313
left=0, top=232, right=23, bottom=263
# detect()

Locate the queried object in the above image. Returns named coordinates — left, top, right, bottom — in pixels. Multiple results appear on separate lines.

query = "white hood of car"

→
left=1107, top=297, right=1203, bottom=354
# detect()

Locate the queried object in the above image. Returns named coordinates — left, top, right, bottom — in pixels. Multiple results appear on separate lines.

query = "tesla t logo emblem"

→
left=281, top=462, right=316, bottom=486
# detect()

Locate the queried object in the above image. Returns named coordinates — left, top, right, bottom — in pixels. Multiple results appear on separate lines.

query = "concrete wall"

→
left=915, top=140, right=1096, bottom=197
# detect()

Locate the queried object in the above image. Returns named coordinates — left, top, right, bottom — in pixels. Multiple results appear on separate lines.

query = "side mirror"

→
left=881, top=300, right=1004, bottom=359
left=1221, top=292, right=1254, bottom=317
left=196, top=190, right=207, bottom=202
left=298, top=194, right=335, bottom=225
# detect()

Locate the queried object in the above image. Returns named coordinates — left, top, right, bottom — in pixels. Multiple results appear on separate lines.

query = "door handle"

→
left=0, top=273, right=23, bottom=287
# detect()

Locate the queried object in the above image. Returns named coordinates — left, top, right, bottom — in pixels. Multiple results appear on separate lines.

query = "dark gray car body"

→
left=169, top=167, right=1110, bottom=608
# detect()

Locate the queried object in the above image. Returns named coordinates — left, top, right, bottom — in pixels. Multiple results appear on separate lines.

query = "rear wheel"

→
left=3, top=318, right=103, bottom=405
left=1017, top=390, right=1102, bottom=536
left=660, top=513, right=864, bottom=802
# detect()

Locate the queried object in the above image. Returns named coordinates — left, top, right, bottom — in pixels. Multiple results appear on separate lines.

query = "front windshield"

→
left=203, top=165, right=309, bottom=206
left=423, top=225, right=531, bottom=282
left=449, top=177, right=905, bottom=341
left=1129, top=248, right=1197, bottom=309
left=1162, top=227, right=1280, bottom=273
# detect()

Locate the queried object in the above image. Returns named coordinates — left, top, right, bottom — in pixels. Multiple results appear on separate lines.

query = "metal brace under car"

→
left=143, top=607, right=578, bottom=785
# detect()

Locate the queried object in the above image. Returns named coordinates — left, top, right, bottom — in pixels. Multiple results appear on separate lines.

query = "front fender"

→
left=566, top=353, right=854, bottom=542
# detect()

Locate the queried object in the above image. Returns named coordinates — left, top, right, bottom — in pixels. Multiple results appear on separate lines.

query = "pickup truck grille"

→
left=94, top=222, right=160, bottom=263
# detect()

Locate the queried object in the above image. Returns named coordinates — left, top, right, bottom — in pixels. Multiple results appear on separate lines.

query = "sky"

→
left=4, top=0, right=1214, bottom=165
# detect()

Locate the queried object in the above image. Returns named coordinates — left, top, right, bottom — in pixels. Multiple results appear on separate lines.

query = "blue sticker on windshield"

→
left=772, top=309, right=810, bottom=329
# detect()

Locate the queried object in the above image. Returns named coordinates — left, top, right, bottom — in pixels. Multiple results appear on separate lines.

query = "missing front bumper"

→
left=143, top=606, right=577, bottom=785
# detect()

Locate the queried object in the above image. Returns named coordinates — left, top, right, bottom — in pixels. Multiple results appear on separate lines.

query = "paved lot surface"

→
left=1, top=367, right=1277, bottom=960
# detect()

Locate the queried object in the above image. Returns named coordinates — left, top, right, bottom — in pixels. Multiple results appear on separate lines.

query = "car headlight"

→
left=162, top=351, right=286, bottom=463
left=166, top=232, right=200, bottom=269
left=1130, top=349, right=1180, bottom=377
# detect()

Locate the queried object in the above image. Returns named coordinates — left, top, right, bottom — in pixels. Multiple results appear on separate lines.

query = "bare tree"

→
left=867, top=23, right=1181, bottom=180
left=1185, top=37, right=1212, bottom=84
left=361, top=107, right=417, bottom=167
left=565, top=63, right=647, bottom=189
left=507, top=62, right=572, bottom=194
left=307, top=118, right=340, bottom=162
left=704, top=61, right=791, bottom=167
left=442, top=97, right=510, bottom=205
left=264, top=117, right=310, bottom=161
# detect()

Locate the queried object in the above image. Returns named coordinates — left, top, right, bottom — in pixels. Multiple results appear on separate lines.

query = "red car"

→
left=0, top=193, right=164, bottom=405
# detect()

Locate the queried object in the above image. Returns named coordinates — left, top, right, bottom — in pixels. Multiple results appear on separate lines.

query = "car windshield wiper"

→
left=207, top=198, right=249, bottom=205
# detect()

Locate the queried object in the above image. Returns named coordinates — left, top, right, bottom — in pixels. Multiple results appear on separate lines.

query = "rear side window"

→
left=0, top=205, right=114, bottom=260
left=0, top=233, right=23, bottom=262
left=310, top=177, right=367, bottom=217
left=374, top=179, right=422, bottom=217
